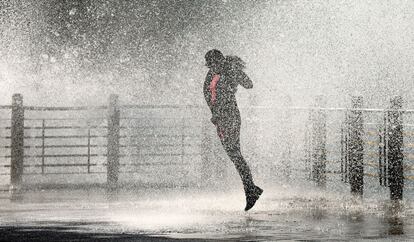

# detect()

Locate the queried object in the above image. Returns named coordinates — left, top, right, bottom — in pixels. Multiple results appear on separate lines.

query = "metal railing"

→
left=1, top=93, right=413, bottom=201
left=0, top=94, right=203, bottom=189
left=306, top=95, right=413, bottom=200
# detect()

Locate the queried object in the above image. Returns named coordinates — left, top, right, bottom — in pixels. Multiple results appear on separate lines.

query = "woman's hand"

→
left=237, top=71, right=253, bottom=89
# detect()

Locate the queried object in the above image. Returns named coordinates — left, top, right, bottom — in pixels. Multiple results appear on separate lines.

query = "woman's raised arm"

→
left=237, top=71, right=253, bottom=89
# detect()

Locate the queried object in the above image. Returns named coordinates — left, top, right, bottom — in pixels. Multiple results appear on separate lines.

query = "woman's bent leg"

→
left=216, top=121, right=263, bottom=211
left=217, top=123, right=255, bottom=193
left=225, top=144, right=255, bottom=193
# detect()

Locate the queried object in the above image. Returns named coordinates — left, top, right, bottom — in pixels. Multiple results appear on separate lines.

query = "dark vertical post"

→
left=378, top=125, right=384, bottom=186
left=10, top=94, right=24, bottom=191
left=305, top=112, right=313, bottom=180
left=340, top=116, right=348, bottom=183
left=107, top=94, right=120, bottom=189
left=344, top=116, right=349, bottom=182
left=382, top=113, right=389, bottom=186
left=348, top=96, right=364, bottom=196
left=311, top=96, right=327, bottom=186
left=304, top=121, right=311, bottom=180
left=344, top=112, right=350, bottom=183
left=387, top=96, right=404, bottom=200
left=379, top=122, right=388, bottom=187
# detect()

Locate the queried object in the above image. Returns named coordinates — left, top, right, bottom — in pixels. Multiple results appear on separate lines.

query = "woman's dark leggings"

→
left=215, top=119, right=255, bottom=194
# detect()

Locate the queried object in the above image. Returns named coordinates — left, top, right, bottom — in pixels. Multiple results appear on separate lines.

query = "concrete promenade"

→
left=0, top=184, right=413, bottom=241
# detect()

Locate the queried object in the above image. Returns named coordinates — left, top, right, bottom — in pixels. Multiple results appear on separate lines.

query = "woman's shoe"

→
left=244, top=186, right=263, bottom=211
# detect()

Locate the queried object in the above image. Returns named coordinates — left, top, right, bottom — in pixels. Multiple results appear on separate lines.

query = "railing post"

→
left=387, top=96, right=404, bottom=201
left=311, top=96, right=327, bottom=186
left=348, top=96, right=364, bottom=196
left=107, top=94, right=120, bottom=190
left=10, top=94, right=24, bottom=192
left=341, top=113, right=349, bottom=183
left=379, top=118, right=388, bottom=187
left=305, top=114, right=312, bottom=180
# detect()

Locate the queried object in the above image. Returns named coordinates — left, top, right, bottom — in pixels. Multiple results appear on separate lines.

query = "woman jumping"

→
left=203, top=49, right=263, bottom=211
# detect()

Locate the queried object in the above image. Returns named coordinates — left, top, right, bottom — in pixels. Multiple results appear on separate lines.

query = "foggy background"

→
left=1, top=2, right=414, bottom=241
left=1, top=0, right=413, bottom=108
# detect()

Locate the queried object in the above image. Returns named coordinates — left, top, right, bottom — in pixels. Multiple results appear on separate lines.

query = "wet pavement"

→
left=0, top=184, right=413, bottom=241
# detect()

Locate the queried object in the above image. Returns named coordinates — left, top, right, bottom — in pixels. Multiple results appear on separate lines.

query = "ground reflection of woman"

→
left=203, top=49, right=263, bottom=211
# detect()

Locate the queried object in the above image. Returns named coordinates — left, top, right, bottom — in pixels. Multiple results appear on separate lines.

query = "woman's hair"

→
left=205, top=49, right=225, bottom=67
left=225, top=55, right=246, bottom=70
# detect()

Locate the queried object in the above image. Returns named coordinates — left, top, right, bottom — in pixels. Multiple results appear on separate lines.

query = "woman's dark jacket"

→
left=203, top=64, right=253, bottom=124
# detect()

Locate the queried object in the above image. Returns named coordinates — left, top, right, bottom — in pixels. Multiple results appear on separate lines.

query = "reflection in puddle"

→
left=385, top=201, right=404, bottom=236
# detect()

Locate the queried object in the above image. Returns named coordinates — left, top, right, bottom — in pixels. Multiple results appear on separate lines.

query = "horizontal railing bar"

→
left=4, top=125, right=200, bottom=130
left=119, top=144, right=199, bottom=148
left=19, top=171, right=414, bottom=178
left=120, top=162, right=190, bottom=166
left=365, top=152, right=378, bottom=157
left=0, top=143, right=201, bottom=150
left=24, top=171, right=106, bottom=175
left=4, top=154, right=104, bottom=158
left=364, top=173, right=379, bottom=177
left=365, top=162, right=379, bottom=168
left=120, top=133, right=201, bottom=137
left=120, top=134, right=199, bottom=138
left=5, top=161, right=201, bottom=167
left=0, top=143, right=199, bottom=147
left=39, top=163, right=98, bottom=167
left=364, top=123, right=414, bottom=128
left=44, top=163, right=98, bottom=167
left=1, top=134, right=199, bottom=139
left=4, top=163, right=98, bottom=167
left=120, top=117, right=193, bottom=120
left=365, top=141, right=378, bottom=146
left=2, top=135, right=108, bottom=139
left=24, top=105, right=107, bottom=111
left=1, top=144, right=106, bottom=149
left=24, top=117, right=106, bottom=121
left=0, top=154, right=197, bottom=158
left=120, top=104, right=202, bottom=109
left=4, top=104, right=414, bottom=113
left=282, top=106, right=414, bottom=113
left=120, top=125, right=200, bottom=129
left=120, top=153, right=200, bottom=157
left=46, top=144, right=105, bottom=148
left=12, top=126, right=109, bottom=130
